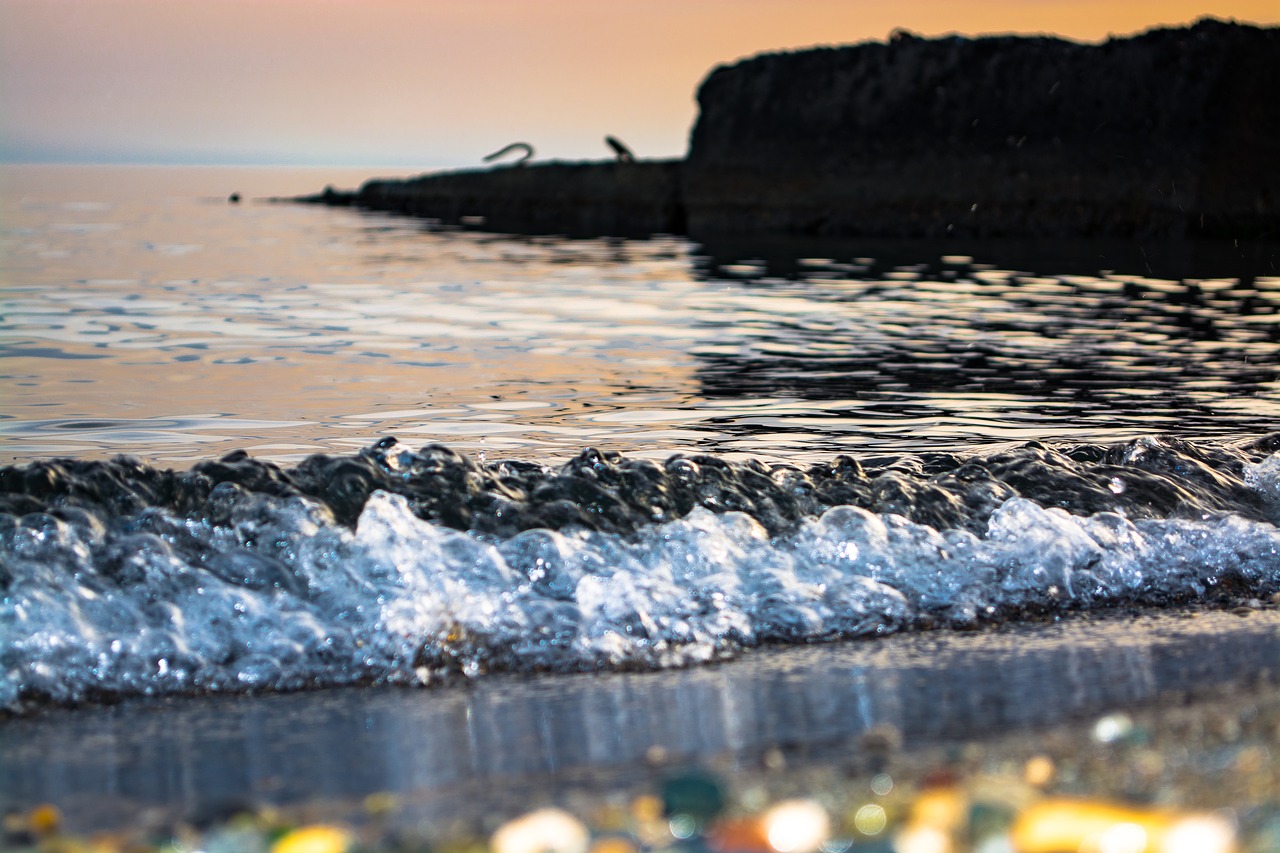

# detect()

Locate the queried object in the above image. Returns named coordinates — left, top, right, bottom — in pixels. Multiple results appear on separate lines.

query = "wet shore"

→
left=4, top=605, right=1279, bottom=850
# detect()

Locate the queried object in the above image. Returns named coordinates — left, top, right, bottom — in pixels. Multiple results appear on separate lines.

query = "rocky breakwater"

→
left=302, top=18, right=1277, bottom=240
left=306, top=159, right=684, bottom=237
left=685, top=18, right=1279, bottom=239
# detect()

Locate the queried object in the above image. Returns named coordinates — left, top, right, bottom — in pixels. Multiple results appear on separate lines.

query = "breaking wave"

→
left=5, top=434, right=1280, bottom=713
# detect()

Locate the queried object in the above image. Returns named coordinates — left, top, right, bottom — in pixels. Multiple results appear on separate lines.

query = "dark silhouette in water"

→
left=605, top=135, right=635, bottom=162
left=483, top=142, right=534, bottom=166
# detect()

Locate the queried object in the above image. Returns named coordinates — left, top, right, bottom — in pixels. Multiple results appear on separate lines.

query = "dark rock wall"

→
left=684, top=19, right=1280, bottom=239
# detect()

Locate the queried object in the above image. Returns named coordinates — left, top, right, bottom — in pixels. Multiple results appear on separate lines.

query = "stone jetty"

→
left=312, top=160, right=684, bottom=237
left=300, top=18, right=1279, bottom=240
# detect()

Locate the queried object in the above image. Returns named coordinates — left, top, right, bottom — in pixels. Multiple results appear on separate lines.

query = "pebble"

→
left=491, top=808, right=590, bottom=853
left=5, top=689, right=1279, bottom=853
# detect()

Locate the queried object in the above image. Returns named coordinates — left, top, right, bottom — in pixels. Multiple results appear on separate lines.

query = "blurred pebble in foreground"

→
left=1010, top=799, right=1236, bottom=853
left=270, top=824, right=355, bottom=853
left=492, top=808, right=591, bottom=853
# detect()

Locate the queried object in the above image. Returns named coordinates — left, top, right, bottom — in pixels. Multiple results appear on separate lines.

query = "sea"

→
left=3, top=164, right=1280, bottom=831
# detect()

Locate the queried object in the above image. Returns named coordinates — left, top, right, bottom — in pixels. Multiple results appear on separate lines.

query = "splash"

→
left=4, top=435, right=1280, bottom=712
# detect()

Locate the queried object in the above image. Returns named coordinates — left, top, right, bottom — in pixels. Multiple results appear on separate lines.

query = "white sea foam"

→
left=5, top=465, right=1280, bottom=711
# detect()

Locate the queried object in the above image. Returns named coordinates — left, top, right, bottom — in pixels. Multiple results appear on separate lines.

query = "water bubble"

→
left=1243, top=453, right=1280, bottom=502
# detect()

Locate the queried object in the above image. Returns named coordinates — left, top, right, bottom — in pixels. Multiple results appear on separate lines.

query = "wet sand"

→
left=3, top=605, right=1279, bottom=842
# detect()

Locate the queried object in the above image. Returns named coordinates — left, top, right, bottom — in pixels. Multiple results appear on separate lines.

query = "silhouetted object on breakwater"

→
left=606, top=135, right=635, bottom=163
left=483, top=142, right=535, bottom=166
left=298, top=19, right=1279, bottom=240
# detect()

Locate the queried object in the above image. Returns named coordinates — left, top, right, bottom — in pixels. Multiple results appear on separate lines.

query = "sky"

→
left=1, top=0, right=1277, bottom=169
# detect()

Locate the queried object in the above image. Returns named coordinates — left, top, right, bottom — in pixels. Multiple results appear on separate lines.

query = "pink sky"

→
left=1, top=0, right=1277, bottom=167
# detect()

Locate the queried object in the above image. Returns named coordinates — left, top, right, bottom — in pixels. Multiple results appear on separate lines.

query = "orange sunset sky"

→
left=1, top=0, right=1277, bottom=168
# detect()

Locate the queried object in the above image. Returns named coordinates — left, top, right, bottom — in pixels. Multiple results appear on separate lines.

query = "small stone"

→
left=662, top=772, right=726, bottom=827
left=763, top=747, right=787, bottom=770
left=27, top=804, right=61, bottom=838
left=762, top=800, right=831, bottom=853
left=1093, top=713, right=1135, bottom=744
left=270, top=824, right=353, bottom=853
left=491, top=809, right=589, bottom=853
left=362, top=792, right=399, bottom=819
left=589, top=837, right=637, bottom=853
left=1010, top=799, right=1234, bottom=853
left=1023, top=755, right=1055, bottom=787
left=859, top=724, right=902, bottom=755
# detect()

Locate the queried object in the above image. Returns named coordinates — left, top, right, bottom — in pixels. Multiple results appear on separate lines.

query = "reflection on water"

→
left=3, top=609, right=1277, bottom=832
left=691, top=255, right=1280, bottom=446
left=2, top=166, right=1279, bottom=465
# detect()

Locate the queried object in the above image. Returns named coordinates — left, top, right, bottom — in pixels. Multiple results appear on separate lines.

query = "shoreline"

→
left=4, top=605, right=1278, bottom=844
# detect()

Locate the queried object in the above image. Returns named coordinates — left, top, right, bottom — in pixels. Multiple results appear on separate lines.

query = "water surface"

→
left=4, top=165, right=1278, bottom=465
left=5, top=166, right=1280, bottom=835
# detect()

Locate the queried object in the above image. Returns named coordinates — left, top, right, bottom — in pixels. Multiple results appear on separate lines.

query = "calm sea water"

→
left=5, top=165, right=1278, bottom=466
left=5, top=164, right=1280, bottom=831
